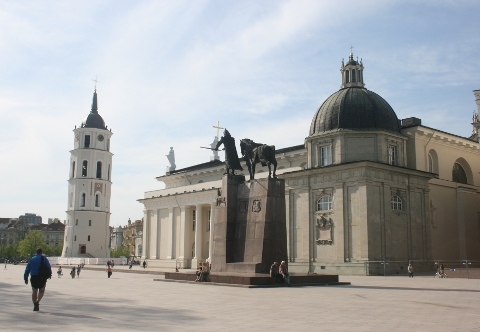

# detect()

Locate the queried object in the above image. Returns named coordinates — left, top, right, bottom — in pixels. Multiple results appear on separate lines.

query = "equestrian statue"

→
left=240, top=138, right=277, bottom=180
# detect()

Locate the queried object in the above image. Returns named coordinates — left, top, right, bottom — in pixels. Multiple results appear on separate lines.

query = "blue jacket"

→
left=24, top=254, right=51, bottom=281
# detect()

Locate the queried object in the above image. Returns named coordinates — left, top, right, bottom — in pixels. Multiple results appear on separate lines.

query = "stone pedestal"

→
left=211, top=175, right=287, bottom=274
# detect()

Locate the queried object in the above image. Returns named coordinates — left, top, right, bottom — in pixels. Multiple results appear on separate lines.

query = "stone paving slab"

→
left=2, top=264, right=480, bottom=331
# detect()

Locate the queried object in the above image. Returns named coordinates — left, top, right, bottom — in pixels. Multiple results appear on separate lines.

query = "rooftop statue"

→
left=240, top=138, right=277, bottom=180
left=215, top=129, right=243, bottom=175
left=166, top=147, right=176, bottom=173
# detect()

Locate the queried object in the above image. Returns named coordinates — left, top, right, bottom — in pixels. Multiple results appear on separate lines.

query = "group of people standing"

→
left=270, top=261, right=291, bottom=285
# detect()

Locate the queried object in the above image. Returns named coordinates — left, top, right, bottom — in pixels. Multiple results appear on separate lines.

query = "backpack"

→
left=39, top=256, right=52, bottom=280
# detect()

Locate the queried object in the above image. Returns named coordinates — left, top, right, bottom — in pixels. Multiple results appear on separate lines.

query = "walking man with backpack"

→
left=24, top=248, right=52, bottom=311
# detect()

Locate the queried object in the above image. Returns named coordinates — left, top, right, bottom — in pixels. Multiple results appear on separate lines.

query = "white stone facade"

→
left=139, top=56, right=480, bottom=275
left=62, top=92, right=113, bottom=258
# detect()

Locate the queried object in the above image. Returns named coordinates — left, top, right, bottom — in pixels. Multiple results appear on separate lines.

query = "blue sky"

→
left=1, top=0, right=479, bottom=227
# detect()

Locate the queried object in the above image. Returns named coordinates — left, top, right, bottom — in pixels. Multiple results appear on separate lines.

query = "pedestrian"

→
left=408, top=263, right=414, bottom=277
left=129, top=262, right=132, bottom=269
left=24, top=248, right=52, bottom=311
left=107, top=265, right=112, bottom=278
left=4, top=259, right=6, bottom=270
left=57, top=266, right=63, bottom=277
left=270, top=261, right=281, bottom=285
left=143, top=260, right=147, bottom=269
left=279, top=261, right=291, bottom=285
left=70, top=267, right=76, bottom=279
left=76, top=265, right=81, bottom=278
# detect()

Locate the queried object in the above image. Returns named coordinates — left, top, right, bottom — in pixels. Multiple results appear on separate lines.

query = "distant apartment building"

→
left=19, top=213, right=42, bottom=225
left=32, top=220, right=65, bottom=247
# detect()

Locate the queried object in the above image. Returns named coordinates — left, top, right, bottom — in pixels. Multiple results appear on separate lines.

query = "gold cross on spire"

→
left=213, top=121, right=224, bottom=138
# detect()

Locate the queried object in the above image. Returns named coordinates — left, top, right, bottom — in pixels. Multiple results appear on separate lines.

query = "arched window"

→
left=95, top=194, right=100, bottom=207
left=428, top=154, right=433, bottom=173
left=345, top=70, right=350, bottom=83
left=82, top=160, right=88, bottom=177
left=452, top=163, right=468, bottom=184
left=427, top=149, right=438, bottom=174
left=71, top=161, right=75, bottom=178
left=351, top=69, right=356, bottom=82
left=391, top=195, right=402, bottom=211
left=96, top=161, right=102, bottom=179
left=81, top=193, right=86, bottom=207
left=317, top=195, right=333, bottom=211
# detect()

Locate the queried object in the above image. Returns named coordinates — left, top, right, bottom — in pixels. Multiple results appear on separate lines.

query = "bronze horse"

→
left=240, top=138, right=277, bottom=180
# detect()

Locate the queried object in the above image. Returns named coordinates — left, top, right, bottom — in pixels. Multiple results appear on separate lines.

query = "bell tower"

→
left=62, top=89, right=113, bottom=258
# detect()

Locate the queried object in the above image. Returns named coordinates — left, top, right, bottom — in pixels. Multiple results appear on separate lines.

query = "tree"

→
left=17, top=230, right=47, bottom=258
left=110, top=246, right=129, bottom=258
left=0, top=245, right=13, bottom=259
left=49, top=240, right=64, bottom=257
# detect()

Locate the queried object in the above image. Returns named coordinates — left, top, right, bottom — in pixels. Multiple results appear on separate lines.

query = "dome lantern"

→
left=340, top=52, right=365, bottom=89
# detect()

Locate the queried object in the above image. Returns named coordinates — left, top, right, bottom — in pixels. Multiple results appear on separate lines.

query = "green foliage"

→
left=17, top=230, right=47, bottom=258
left=49, top=240, right=64, bottom=257
left=110, top=246, right=129, bottom=258
left=0, top=244, right=19, bottom=260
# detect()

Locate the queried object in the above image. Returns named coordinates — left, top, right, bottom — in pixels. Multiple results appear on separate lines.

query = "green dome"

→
left=309, top=87, right=400, bottom=135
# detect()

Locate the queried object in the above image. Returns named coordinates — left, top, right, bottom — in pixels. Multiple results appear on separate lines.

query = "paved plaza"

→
left=2, top=264, right=480, bottom=331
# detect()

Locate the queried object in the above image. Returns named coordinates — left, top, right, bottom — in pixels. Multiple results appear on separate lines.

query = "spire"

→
left=91, top=90, right=98, bottom=114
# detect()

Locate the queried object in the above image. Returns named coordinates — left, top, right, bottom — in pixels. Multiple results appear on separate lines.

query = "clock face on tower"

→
left=97, top=134, right=104, bottom=141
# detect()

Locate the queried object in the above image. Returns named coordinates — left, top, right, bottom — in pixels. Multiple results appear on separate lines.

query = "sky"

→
left=1, top=0, right=479, bottom=227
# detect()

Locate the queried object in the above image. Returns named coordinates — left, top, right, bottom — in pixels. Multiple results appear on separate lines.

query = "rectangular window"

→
left=76, top=219, right=78, bottom=225
left=84, top=135, right=90, bottom=148
left=388, top=146, right=397, bottom=165
left=320, top=146, right=332, bottom=166
left=89, top=220, right=91, bottom=226
left=74, top=235, right=76, bottom=241
left=88, top=235, right=90, bottom=241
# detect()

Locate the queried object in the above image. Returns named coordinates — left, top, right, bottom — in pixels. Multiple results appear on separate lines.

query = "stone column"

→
left=166, top=207, right=174, bottom=259
left=208, top=204, right=215, bottom=262
left=150, top=210, right=158, bottom=259
left=191, top=205, right=203, bottom=268
left=141, top=210, right=149, bottom=259
left=156, top=209, right=161, bottom=259
left=178, top=207, right=187, bottom=260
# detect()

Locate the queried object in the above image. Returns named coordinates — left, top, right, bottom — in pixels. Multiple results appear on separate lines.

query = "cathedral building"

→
left=139, top=53, right=480, bottom=274
left=62, top=90, right=113, bottom=258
